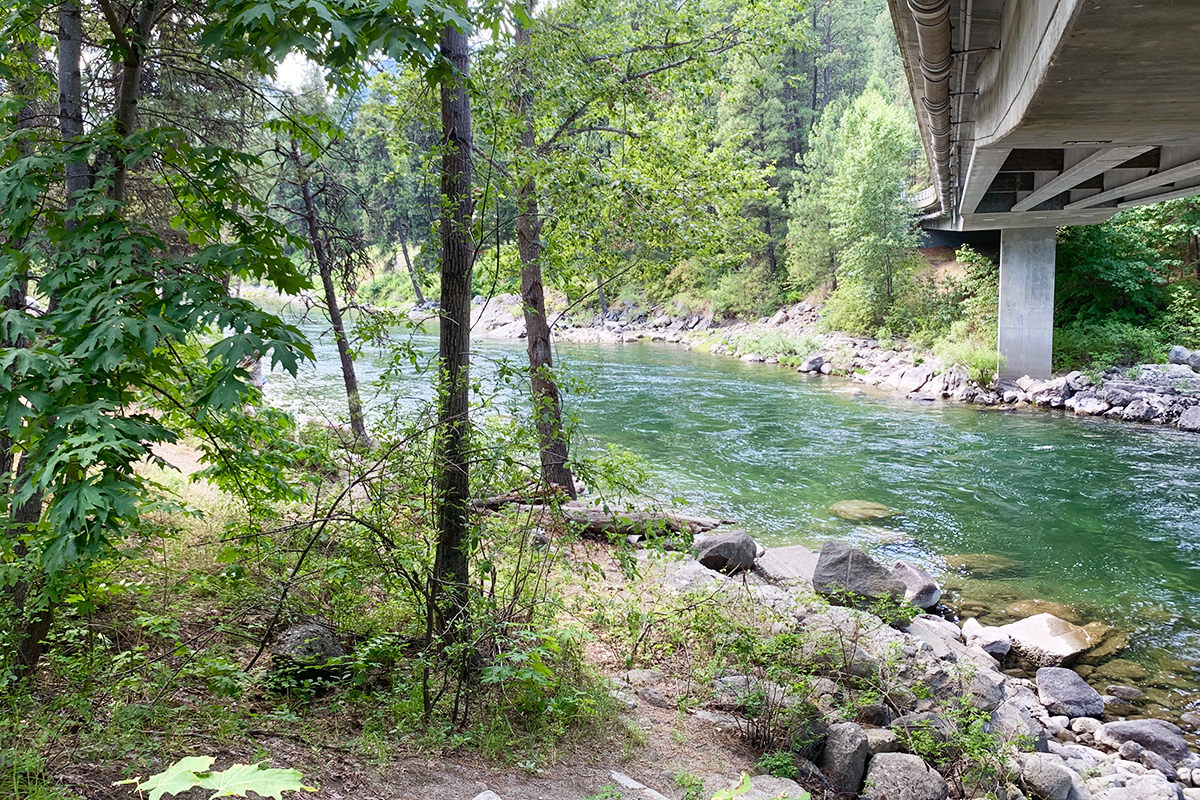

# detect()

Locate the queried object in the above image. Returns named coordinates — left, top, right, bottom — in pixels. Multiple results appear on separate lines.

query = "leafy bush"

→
left=1162, top=278, right=1200, bottom=348
left=709, top=263, right=784, bottom=320
left=755, top=750, right=797, bottom=779
left=821, top=280, right=879, bottom=335
left=729, top=329, right=820, bottom=360
left=933, top=320, right=1003, bottom=385
left=1053, top=320, right=1166, bottom=370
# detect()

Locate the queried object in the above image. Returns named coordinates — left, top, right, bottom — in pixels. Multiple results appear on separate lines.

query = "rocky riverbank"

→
left=469, top=294, right=1200, bottom=434
left=615, top=514, right=1200, bottom=800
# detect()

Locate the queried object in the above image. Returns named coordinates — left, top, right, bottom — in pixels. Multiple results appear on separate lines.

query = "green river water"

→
left=270, top=321, right=1200, bottom=713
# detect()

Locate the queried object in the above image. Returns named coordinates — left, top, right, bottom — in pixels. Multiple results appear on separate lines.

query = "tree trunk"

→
left=107, top=0, right=159, bottom=203
left=398, top=216, right=425, bottom=305
left=59, top=0, right=88, bottom=204
left=596, top=273, right=608, bottom=315
left=432, top=24, right=474, bottom=637
left=291, top=144, right=371, bottom=447
left=514, top=2, right=577, bottom=498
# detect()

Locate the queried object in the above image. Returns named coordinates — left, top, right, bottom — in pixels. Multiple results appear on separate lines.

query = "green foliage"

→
left=1162, top=278, right=1200, bottom=348
left=729, top=329, right=820, bottom=361
left=1056, top=212, right=1170, bottom=325
left=933, top=329, right=1004, bottom=386
left=676, top=772, right=706, bottom=800
left=120, top=756, right=315, bottom=800
left=1053, top=320, right=1166, bottom=370
left=710, top=264, right=786, bottom=319
left=893, top=695, right=1011, bottom=797
left=755, top=750, right=797, bottom=779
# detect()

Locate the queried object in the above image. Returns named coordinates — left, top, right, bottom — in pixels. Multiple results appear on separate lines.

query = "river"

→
left=269, top=318, right=1200, bottom=714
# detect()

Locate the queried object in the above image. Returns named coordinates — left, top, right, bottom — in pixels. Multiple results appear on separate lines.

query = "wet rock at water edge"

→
left=861, top=753, right=948, bottom=800
left=1179, top=406, right=1200, bottom=432
left=891, top=560, right=942, bottom=609
left=1037, top=666, right=1104, bottom=718
left=797, top=354, right=824, bottom=373
left=1095, top=719, right=1192, bottom=764
left=694, top=529, right=757, bottom=574
left=828, top=500, right=899, bottom=521
left=812, top=540, right=907, bottom=611
left=996, top=613, right=1093, bottom=668
left=962, top=617, right=1012, bottom=658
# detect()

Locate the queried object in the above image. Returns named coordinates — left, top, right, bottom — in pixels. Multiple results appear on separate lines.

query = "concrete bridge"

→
left=889, top=0, right=1200, bottom=379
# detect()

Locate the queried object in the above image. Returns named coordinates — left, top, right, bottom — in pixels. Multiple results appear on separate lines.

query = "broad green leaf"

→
left=196, top=762, right=317, bottom=799
left=132, top=756, right=216, bottom=800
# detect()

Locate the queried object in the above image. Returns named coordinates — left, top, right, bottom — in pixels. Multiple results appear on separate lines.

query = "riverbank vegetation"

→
left=3, top=0, right=1200, bottom=797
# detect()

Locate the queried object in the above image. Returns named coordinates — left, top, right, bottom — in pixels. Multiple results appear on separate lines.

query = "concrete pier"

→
left=998, top=227, right=1056, bottom=381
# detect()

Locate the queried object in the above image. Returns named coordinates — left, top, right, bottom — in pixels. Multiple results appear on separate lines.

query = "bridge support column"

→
left=998, top=227, right=1056, bottom=381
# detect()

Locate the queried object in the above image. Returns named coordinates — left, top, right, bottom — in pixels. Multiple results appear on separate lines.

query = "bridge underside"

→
left=890, top=0, right=1200, bottom=377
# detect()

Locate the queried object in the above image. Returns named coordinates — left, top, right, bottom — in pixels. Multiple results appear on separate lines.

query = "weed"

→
left=755, top=750, right=797, bottom=779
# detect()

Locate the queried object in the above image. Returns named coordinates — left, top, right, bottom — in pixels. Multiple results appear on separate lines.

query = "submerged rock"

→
left=943, top=552, right=1022, bottom=578
left=829, top=499, right=900, bottom=521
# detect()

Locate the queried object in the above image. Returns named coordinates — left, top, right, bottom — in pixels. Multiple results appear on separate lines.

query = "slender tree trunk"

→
left=432, top=24, right=474, bottom=637
left=398, top=216, right=425, bottom=305
left=514, top=3, right=577, bottom=498
left=291, top=144, right=371, bottom=447
left=106, top=0, right=159, bottom=203
left=596, top=273, right=608, bottom=315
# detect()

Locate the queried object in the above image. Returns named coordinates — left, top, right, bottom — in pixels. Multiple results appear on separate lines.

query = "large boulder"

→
left=812, top=541, right=907, bottom=609
left=754, top=545, right=819, bottom=586
left=820, top=722, right=869, bottom=795
left=1036, top=667, right=1103, bottom=718
left=862, top=753, right=948, bottom=800
left=273, top=622, right=344, bottom=671
left=1095, top=719, right=1191, bottom=765
left=1019, top=752, right=1075, bottom=800
left=891, top=561, right=942, bottom=609
left=798, top=354, right=824, bottom=373
left=1168, top=345, right=1192, bottom=365
left=1178, top=406, right=1200, bottom=432
left=995, top=613, right=1093, bottom=667
left=695, top=530, right=757, bottom=574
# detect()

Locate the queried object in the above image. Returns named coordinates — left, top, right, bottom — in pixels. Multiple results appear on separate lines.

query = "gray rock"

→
left=865, top=727, right=900, bottom=757
left=1178, top=406, right=1200, bottom=432
left=738, top=775, right=808, bottom=800
left=695, top=530, right=758, bottom=574
left=862, top=753, right=948, bottom=800
left=1142, top=749, right=1178, bottom=779
left=1097, top=719, right=1191, bottom=764
left=1118, top=740, right=1146, bottom=760
left=891, top=561, right=942, bottom=608
left=1189, top=351, right=1200, bottom=372
left=819, top=721, right=869, bottom=795
left=962, top=617, right=1012, bottom=658
left=798, top=354, right=824, bottom=373
left=1181, top=711, right=1200, bottom=731
left=754, top=545, right=818, bottom=586
left=1169, top=345, right=1192, bottom=365
left=812, top=540, right=907, bottom=610
left=996, top=613, right=1093, bottom=667
left=1037, top=667, right=1104, bottom=718
left=635, top=686, right=672, bottom=708
left=1020, top=752, right=1074, bottom=800
left=272, top=622, right=344, bottom=669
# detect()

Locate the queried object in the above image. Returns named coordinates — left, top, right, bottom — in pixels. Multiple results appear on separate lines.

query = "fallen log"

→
left=518, top=501, right=732, bottom=540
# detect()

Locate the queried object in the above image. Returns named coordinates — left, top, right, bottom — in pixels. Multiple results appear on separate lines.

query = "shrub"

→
left=729, top=329, right=820, bottom=360
left=821, top=281, right=879, bottom=335
left=709, top=263, right=784, bottom=320
left=933, top=320, right=1003, bottom=386
left=1053, top=320, right=1166, bottom=370
left=1162, top=278, right=1200, bottom=349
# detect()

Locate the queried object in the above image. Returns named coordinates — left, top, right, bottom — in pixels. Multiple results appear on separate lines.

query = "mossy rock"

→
left=943, top=553, right=1023, bottom=578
